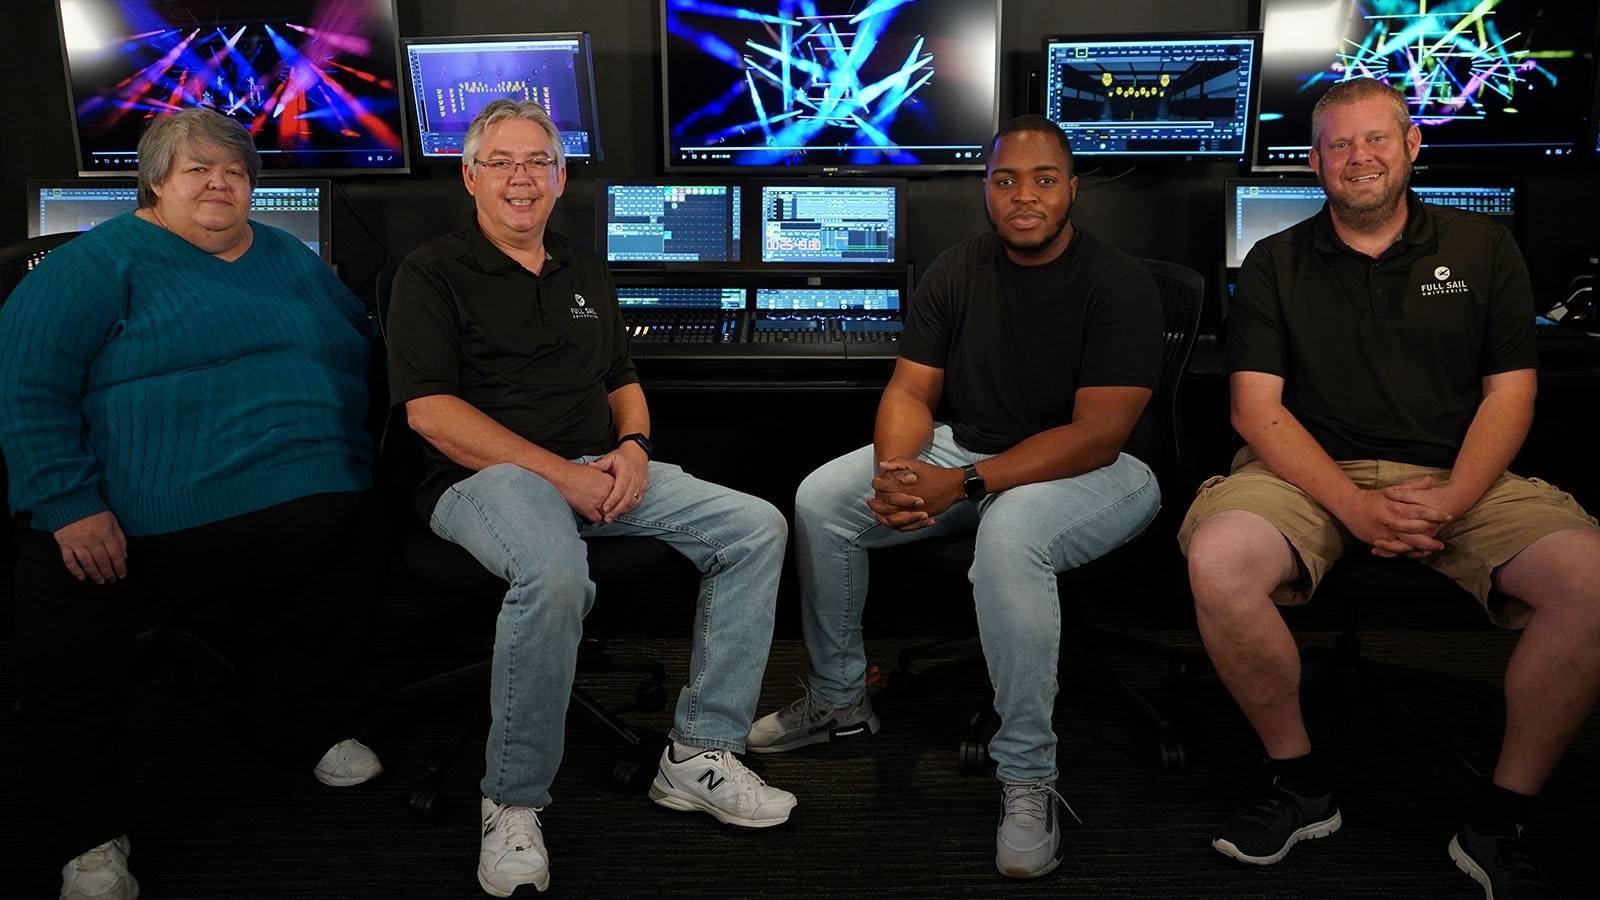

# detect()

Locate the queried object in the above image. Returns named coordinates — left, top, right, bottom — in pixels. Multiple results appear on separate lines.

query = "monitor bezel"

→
left=54, top=0, right=412, bottom=178
left=400, top=31, right=604, bottom=164
left=1038, top=30, right=1264, bottom=164
left=658, top=0, right=1002, bottom=176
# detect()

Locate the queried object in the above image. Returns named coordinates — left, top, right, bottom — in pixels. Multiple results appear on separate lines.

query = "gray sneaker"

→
left=60, top=836, right=138, bottom=900
left=996, top=782, right=1073, bottom=879
left=746, top=689, right=880, bottom=754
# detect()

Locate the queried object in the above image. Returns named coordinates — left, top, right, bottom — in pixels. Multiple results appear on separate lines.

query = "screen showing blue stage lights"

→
left=1252, top=0, right=1598, bottom=171
left=760, top=182, right=900, bottom=265
left=602, top=182, right=744, bottom=265
left=56, top=0, right=409, bottom=176
left=660, top=0, right=1001, bottom=173
left=403, top=33, right=602, bottom=162
left=1223, top=178, right=1521, bottom=269
left=1041, top=32, right=1261, bottom=160
left=26, top=178, right=336, bottom=263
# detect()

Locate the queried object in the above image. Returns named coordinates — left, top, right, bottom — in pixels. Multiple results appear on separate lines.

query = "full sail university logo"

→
left=570, top=292, right=598, bottom=319
left=1419, top=264, right=1470, bottom=298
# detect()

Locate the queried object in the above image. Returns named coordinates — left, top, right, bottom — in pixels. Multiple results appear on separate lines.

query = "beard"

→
left=1326, top=156, right=1412, bottom=232
left=988, top=206, right=1073, bottom=258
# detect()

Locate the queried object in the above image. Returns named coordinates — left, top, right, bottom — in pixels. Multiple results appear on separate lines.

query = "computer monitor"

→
left=1252, top=0, right=1599, bottom=171
left=759, top=181, right=903, bottom=265
left=26, top=177, right=336, bottom=263
left=660, top=0, right=1001, bottom=174
left=600, top=181, right=744, bottom=267
left=1040, top=31, right=1262, bottom=161
left=56, top=0, right=409, bottom=176
left=1222, top=177, right=1522, bottom=269
left=616, top=286, right=747, bottom=309
left=402, top=32, right=602, bottom=162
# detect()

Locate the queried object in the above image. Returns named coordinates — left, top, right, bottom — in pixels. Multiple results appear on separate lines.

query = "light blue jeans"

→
left=430, top=460, right=787, bottom=808
left=794, top=424, right=1159, bottom=784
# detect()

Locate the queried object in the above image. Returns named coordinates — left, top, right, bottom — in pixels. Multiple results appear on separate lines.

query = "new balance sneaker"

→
left=746, top=689, right=880, bottom=753
left=478, top=798, right=549, bottom=896
left=60, top=835, right=138, bottom=900
left=648, top=745, right=797, bottom=827
left=313, top=738, right=384, bottom=787
left=996, top=782, right=1073, bottom=879
left=1449, top=821, right=1563, bottom=900
left=1212, top=776, right=1341, bottom=865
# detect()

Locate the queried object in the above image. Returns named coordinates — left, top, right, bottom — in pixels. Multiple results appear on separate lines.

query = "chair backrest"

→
left=1135, top=257, right=1205, bottom=488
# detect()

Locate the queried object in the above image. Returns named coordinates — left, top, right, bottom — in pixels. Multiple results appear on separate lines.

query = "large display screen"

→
left=1041, top=32, right=1261, bottom=161
left=403, top=32, right=602, bottom=162
left=660, top=0, right=1001, bottom=173
left=1253, top=0, right=1598, bottom=171
left=56, top=0, right=409, bottom=175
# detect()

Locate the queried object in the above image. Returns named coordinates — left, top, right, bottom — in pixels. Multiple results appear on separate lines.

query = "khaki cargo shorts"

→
left=1177, top=447, right=1597, bottom=628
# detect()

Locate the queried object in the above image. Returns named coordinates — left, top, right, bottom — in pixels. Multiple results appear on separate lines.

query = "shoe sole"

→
left=313, top=764, right=384, bottom=787
left=477, top=867, right=550, bottom=896
left=747, top=716, right=882, bottom=754
left=1447, top=835, right=1495, bottom=899
left=1212, top=809, right=1342, bottom=865
left=647, top=782, right=794, bottom=828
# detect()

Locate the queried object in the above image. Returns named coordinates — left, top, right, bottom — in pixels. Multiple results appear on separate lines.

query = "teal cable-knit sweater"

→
left=0, top=212, right=374, bottom=536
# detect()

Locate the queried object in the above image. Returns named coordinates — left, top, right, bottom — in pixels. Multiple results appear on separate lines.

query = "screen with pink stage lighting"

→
left=56, top=0, right=409, bottom=176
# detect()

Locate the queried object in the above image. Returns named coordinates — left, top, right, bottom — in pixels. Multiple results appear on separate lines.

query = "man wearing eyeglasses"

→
left=385, top=99, right=796, bottom=897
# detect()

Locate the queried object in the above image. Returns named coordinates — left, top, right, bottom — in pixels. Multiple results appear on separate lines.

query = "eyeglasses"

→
left=474, top=156, right=558, bottom=176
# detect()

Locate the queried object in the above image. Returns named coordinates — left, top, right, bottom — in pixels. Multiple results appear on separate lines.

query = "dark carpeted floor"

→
left=3, top=606, right=1597, bottom=899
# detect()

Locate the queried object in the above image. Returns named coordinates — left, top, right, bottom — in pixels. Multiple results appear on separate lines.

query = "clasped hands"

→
left=1345, top=475, right=1459, bottom=560
left=866, top=456, right=964, bottom=531
left=567, top=442, right=650, bottom=524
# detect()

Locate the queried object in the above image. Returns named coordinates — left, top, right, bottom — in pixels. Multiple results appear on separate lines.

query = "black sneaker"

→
left=1448, top=822, right=1563, bottom=900
left=1211, top=776, right=1341, bottom=865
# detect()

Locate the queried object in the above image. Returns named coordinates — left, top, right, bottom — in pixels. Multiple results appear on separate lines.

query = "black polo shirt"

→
left=1228, top=191, right=1537, bottom=468
left=386, top=221, right=637, bottom=516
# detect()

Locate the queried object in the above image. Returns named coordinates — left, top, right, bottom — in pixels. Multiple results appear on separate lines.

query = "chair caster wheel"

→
left=410, top=786, right=450, bottom=823
left=635, top=680, right=667, bottom=712
left=612, top=760, right=653, bottom=794
left=1156, top=741, right=1188, bottom=773
left=958, top=740, right=990, bottom=774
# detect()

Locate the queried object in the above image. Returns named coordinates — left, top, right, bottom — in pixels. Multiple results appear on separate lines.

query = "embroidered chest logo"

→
left=1418, top=264, right=1470, bottom=298
left=570, top=292, right=598, bottom=319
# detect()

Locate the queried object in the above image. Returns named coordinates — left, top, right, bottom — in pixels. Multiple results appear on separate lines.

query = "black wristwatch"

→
left=961, top=463, right=987, bottom=504
left=615, top=432, right=654, bottom=459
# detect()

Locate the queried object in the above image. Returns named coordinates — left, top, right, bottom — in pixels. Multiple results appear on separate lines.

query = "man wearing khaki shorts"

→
left=1180, top=76, right=1600, bottom=900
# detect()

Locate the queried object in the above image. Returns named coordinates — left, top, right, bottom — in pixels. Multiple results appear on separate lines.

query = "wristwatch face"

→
left=963, top=465, right=985, bottom=502
left=621, top=432, right=653, bottom=457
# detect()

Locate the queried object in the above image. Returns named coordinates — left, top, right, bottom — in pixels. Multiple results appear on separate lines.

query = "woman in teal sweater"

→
left=0, top=109, right=383, bottom=900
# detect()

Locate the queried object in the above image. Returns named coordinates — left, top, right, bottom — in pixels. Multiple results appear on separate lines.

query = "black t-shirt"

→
left=899, top=227, right=1163, bottom=459
left=385, top=222, right=638, bottom=517
left=1228, top=192, right=1537, bottom=467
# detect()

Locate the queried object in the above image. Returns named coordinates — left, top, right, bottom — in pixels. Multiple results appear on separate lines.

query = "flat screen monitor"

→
left=1252, top=0, right=1599, bottom=171
left=660, top=0, right=1001, bottom=173
left=1222, top=176, right=1521, bottom=269
left=1040, top=32, right=1262, bottom=161
left=754, top=286, right=901, bottom=311
left=26, top=177, right=335, bottom=263
left=402, top=32, right=602, bottom=162
left=616, top=286, right=747, bottom=309
left=56, top=0, right=409, bottom=176
left=759, top=181, right=902, bottom=265
left=600, top=181, right=744, bottom=266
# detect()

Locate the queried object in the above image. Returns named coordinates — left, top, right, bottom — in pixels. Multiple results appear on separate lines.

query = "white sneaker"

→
left=477, top=797, right=550, bottom=896
left=60, top=835, right=138, bottom=900
left=648, top=745, right=796, bottom=828
left=313, top=738, right=384, bottom=787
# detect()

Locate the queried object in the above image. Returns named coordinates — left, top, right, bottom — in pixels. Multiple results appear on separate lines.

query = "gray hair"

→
left=1310, top=77, right=1413, bottom=150
left=136, top=108, right=261, bottom=207
left=463, top=99, right=566, bottom=171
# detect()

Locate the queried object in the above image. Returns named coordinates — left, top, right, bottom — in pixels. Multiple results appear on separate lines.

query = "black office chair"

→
left=881, top=257, right=1209, bottom=773
left=1294, top=553, right=1506, bottom=779
left=1, top=232, right=237, bottom=690
left=369, top=404, right=682, bottom=820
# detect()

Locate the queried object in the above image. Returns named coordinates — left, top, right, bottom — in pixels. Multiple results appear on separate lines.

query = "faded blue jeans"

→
left=430, top=460, right=786, bottom=809
left=793, top=424, right=1159, bottom=784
